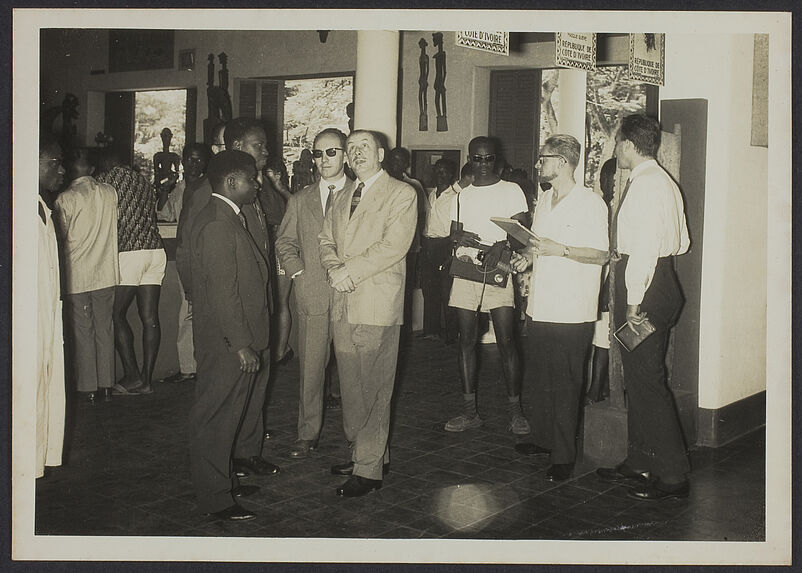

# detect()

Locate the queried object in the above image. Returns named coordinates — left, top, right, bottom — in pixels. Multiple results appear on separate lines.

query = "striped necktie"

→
left=350, top=182, right=364, bottom=218
left=237, top=211, right=248, bottom=230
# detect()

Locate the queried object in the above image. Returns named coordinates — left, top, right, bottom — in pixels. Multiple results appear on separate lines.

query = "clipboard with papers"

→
left=490, top=216, right=539, bottom=245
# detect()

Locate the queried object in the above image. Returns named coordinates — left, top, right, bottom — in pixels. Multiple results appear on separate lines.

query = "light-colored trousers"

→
left=177, top=277, right=196, bottom=374
left=332, top=310, right=400, bottom=480
left=64, top=286, right=115, bottom=392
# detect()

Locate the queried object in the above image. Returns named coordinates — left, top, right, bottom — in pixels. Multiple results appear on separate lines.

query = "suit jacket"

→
left=319, top=170, right=417, bottom=326
left=190, top=197, right=271, bottom=355
left=276, top=177, right=356, bottom=316
left=176, top=177, right=212, bottom=295
left=177, top=177, right=271, bottom=296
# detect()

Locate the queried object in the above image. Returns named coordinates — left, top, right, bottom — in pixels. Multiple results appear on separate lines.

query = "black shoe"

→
left=596, top=463, right=650, bottom=483
left=330, top=461, right=389, bottom=476
left=210, top=504, right=256, bottom=521
left=263, top=429, right=274, bottom=441
left=515, top=443, right=551, bottom=456
left=232, top=484, right=260, bottom=498
left=78, top=391, right=96, bottom=405
left=545, top=463, right=573, bottom=482
left=233, top=456, right=281, bottom=476
left=627, top=480, right=689, bottom=501
left=336, top=475, right=382, bottom=497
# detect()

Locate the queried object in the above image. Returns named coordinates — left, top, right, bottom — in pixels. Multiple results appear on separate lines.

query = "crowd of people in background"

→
left=36, top=111, right=691, bottom=520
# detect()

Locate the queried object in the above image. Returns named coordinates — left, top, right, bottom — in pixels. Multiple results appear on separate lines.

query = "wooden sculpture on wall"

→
left=432, top=32, right=448, bottom=132
left=42, top=93, right=79, bottom=151
left=204, top=52, right=233, bottom=144
left=418, top=38, right=429, bottom=131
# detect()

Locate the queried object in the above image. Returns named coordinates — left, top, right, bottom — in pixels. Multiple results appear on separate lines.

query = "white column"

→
left=556, top=68, right=587, bottom=181
left=353, top=31, right=400, bottom=148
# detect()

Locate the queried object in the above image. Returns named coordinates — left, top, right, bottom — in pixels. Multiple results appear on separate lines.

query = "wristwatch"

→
left=562, top=245, right=570, bottom=257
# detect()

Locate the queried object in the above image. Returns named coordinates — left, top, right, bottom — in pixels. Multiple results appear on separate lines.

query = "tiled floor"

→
left=36, top=335, right=765, bottom=541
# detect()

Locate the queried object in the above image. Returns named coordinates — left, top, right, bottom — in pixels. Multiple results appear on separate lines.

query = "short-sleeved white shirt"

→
left=449, top=180, right=528, bottom=244
left=526, top=184, right=609, bottom=324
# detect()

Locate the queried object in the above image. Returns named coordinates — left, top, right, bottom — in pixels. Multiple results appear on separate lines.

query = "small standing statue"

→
left=418, top=38, right=429, bottom=131
left=153, top=127, right=180, bottom=193
left=432, top=32, right=448, bottom=132
left=205, top=52, right=233, bottom=143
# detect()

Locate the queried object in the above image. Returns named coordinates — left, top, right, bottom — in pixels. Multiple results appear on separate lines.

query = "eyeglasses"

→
left=39, top=158, right=62, bottom=165
left=537, top=154, right=565, bottom=162
left=312, top=148, right=344, bottom=158
left=470, top=154, right=496, bottom=163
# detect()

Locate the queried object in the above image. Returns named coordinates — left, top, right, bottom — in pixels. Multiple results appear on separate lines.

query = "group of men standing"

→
left=35, top=111, right=690, bottom=519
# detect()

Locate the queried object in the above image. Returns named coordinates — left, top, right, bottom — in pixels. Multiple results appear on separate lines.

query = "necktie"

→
left=237, top=211, right=248, bottom=230
left=325, top=184, right=335, bottom=214
left=251, top=198, right=269, bottom=253
left=349, top=182, right=364, bottom=218
left=610, top=177, right=632, bottom=255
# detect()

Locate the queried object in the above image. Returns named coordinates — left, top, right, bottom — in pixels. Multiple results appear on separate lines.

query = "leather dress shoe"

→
left=515, top=443, right=551, bottom=456
left=336, top=475, right=382, bottom=497
left=545, top=463, right=573, bottom=482
left=596, top=464, right=650, bottom=483
left=210, top=504, right=256, bottom=521
left=159, top=371, right=196, bottom=383
left=627, top=480, right=689, bottom=501
left=330, top=461, right=390, bottom=476
left=263, top=429, right=274, bottom=441
left=78, top=391, right=96, bottom=405
left=233, top=456, right=281, bottom=476
left=232, top=484, right=260, bottom=498
left=275, top=348, right=294, bottom=366
left=289, top=439, right=318, bottom=458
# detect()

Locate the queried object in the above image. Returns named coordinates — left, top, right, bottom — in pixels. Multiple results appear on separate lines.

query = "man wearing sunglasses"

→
left=445, top=136, right=530, bottom=435
left=510, top=134, right=609, bottom=482
left=276, top=128, right=356, bottom=460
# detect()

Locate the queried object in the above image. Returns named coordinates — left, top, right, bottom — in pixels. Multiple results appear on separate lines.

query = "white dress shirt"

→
left=318, top=174, right=347, bottom=211
left=526, top=184, right=609, bottom=323
left=211, top=193, right=241, bottom=215
left=355, top=168, right=385, bottom=196
left=616, top=159, right=690, bottom=305
left=423, top=184, right=459, bottom=238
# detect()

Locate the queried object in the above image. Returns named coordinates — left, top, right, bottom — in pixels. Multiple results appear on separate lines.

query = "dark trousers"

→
left=527, top=319, right=593, bottom=465
left=614, top=256, right=690, bottom=482
left=189, top=347, right=270, bottom=513
left=420, top=236, right=456, bottom=338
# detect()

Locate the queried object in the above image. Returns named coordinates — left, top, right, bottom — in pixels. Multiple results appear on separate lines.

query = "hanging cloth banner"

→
left=628, top=33, right=665, bottom=86
left=555, top=32, right=597, bottom=71
left=456, top=31, right=509, bottom=56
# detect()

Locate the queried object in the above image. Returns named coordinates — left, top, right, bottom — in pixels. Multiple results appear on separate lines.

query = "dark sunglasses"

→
left=470, top=154, right=496, bottom=163
left=312, top=148, right=344, bottom=158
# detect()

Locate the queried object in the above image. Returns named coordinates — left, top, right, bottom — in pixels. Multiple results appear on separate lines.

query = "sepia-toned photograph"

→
left=12, top=8, right=791, bottom=565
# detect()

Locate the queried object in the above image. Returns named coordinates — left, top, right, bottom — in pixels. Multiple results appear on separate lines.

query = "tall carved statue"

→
left=418, top=38, right=429, bottom=131
left=153, top=127, right=181, bottom=192
left=42, top=93, right=80, bottom=151
left=432, top=32, right=448, bottom=132
left=204, top=52, right=233, bottom=144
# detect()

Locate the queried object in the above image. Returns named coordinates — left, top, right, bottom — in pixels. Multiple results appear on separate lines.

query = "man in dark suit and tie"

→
left=188, top=150, right=272, bottom=521
left=319, top=130, right=418, bottom=497
left=177, top=118, right=279, bottom=479
left=276, top=128, right=356, bottom=459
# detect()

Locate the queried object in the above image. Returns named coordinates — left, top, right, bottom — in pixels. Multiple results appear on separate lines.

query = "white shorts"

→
left=449, top=277, right=514, bottom=312
left=119, top=249, right=167, bottom=286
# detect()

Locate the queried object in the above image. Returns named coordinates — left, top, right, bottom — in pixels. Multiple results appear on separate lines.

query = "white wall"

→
left=660, top=34, right=768, bottom=409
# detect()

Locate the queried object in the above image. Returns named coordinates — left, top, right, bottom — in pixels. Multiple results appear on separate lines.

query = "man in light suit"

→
left=188, top=150, right=270, bottom=521
left=319, top=130, right=418, bottom=497
left=276, top=128, right=356, bottom=458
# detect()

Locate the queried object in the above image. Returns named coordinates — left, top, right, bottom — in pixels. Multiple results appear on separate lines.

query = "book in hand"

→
left=613, top=317, right=656, bottom=352
left=490, top=217, right=539, bottom=246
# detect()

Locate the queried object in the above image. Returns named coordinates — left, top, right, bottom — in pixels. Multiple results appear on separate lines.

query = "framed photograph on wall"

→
left=411, top=148, right=461, bottom=190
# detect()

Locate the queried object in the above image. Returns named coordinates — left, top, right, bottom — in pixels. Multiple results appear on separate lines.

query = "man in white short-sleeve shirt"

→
left=511, top=134, right=608, bottom=482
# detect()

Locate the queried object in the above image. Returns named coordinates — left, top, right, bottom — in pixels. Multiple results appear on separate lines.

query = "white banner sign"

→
left=555, top=32, right=597, bottom=71
left=456, top=31, right=509, bottom=56
left=629, top=33, right=665, bottom=86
